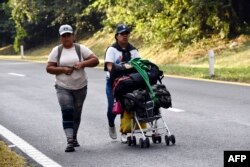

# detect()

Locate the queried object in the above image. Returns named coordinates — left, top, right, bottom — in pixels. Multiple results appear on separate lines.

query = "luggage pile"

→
left=111, top=58, right=176, bottom=148
left=121, top=84, right=172, bottom=118
left=111, top=58, right=172, bottom=114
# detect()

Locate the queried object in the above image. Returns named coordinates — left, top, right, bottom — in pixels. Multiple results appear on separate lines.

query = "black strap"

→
left=57, top=44, right=63, bottom=66
left=57, top=43, right=81, bottom=66
left=104, top=42, right=136, bottom=71
left=74, top=43, right=81, bottom=62
left=111, top=42, right=135, bottom=62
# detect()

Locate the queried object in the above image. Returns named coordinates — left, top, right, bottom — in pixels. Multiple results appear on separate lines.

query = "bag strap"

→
left=57, top=43, right=81, bottom=66
left=112, top=75, right=130, bottom=96
left=73, top=43, right=82, bottom=62
left=57, top=44, right=63, bottom=66
left=129, top=58, right=157, bottom=102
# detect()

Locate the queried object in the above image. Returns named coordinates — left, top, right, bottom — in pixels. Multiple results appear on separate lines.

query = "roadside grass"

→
left=0, top=141, right=29, bottom=167
left=0, top=55, right=48, bottom=62
left=1, top=33, right=250, bottom=84
left=161, top=65, right=250, bottom=83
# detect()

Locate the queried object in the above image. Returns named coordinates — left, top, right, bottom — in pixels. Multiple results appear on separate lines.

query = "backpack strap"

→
left=57, top=44, right=63, bottom=66
left=112, top=75, right=130, bottom=96
left=73, top=43, right=82, bottom=62
left=57, top=43, right=81, bottom=66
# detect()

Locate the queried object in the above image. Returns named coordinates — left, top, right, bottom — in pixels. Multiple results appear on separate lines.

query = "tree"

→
left=8, top=0, right=39, bottom=52
left=3, top=0, right=250, bottom=52
left=85, top=0, right=250, bottom=50
left=7, top=0, right=102, bottom=52
left=0, top=0, right=15, bottom=47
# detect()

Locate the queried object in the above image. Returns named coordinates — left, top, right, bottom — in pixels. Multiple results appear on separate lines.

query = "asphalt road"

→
left=0, top=60, right=250, bottom=167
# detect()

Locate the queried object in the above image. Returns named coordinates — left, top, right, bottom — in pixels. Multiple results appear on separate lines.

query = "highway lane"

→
left=0, top=60, right=250, bottom=167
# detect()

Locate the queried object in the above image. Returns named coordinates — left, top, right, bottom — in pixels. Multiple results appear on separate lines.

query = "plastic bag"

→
left=120, top=111, right=147, bottom=134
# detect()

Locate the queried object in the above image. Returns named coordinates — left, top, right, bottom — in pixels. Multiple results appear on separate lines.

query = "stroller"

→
left=120, top=84, right=176, bottom=148
left=112, top=58, right=176, bottom=148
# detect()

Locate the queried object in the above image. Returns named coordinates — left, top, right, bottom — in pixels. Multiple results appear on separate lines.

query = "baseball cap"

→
left=59, top=24, right=73, bottom=35
left=116, top=24, right=130, bottom=34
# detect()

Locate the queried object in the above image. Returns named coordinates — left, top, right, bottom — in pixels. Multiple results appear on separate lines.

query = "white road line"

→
left=0, top=124, right=62, bottom=167
left=8, top=73, right=26, bottom=77
left=231, top=120, right=250, bottom=127
left=163, top=107, right=185, bottom=112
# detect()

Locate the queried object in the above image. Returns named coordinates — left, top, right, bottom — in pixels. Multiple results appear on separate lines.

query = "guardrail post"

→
left=208, top=49, right=215, bottom=78
left=20, top=45, right=24, bottom=59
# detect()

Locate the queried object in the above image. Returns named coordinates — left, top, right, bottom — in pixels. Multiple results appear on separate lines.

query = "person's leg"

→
left=106, top=79, right=116, bottom=126
left=55, top=85, right=75, bottom=152
left=106, top=78, right=117, bottom=139
left=72, top=86, right=87, bottom=146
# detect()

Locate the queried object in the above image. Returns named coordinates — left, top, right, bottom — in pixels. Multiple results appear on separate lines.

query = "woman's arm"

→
left=73, top=54, right=99, bottom=70
left=46, top=62, right=74, bottom=75
left=105, top=62, right=113, bottom=72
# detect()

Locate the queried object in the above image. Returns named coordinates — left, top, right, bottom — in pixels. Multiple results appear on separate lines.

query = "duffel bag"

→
left=152, top=84, right=172, bottom=109
left=121, top=84, right=172, bottom=111
left=112, top=75, right=144, bottom=98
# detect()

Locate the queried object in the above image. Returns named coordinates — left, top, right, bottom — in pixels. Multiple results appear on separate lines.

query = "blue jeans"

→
left=55, top=84, right=87, bottom=139
left=106, top=78, right=116, bottom=127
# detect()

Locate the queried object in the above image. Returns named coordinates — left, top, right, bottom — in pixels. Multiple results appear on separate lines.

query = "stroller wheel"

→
left=170, top=135, right=176, bottom=144
left=152, top=134, right=157, bottom=143
left=132, top=136, right=136, bottom=146
left=157, top=136, right=162, bottom=143
left=165, top=135, right=170, bottom=146
left=127, top=136, right=132, bottom=146
left=145, top=138, right=150, bottom=148
left=139, top=138, right=144, bottom=148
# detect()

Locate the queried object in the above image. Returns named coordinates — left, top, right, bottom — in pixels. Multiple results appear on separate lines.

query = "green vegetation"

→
left=0, top=141, right=29, bottom=167
left=82, top=32, right=250, bottom=84
left=1, top=0, right=250, bottom=52
left=1, top=33, right=250, bottom=84
left=161, top=65, right=250, bottom=83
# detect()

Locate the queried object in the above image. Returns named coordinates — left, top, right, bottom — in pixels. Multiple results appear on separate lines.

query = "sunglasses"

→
left=61, top=33, right=72, bottom=38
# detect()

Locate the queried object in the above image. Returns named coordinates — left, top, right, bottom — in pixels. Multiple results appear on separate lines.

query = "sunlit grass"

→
left=0, top=141, right=28, bottom=167
left=160, top=65, right=250, bottom=83
left=1, top=33, right=250, bottom=84
left=0, top=55, right=47, bottom=62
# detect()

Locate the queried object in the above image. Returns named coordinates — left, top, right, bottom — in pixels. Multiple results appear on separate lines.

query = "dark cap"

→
left=116, top=24, right=130, bottom=34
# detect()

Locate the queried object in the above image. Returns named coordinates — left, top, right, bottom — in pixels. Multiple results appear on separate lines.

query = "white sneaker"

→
left=121, top=134, right=127, bottom=143
left=109, top=126, right=117, bottom=139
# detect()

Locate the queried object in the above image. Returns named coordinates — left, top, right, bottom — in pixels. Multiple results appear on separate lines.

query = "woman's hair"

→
left=115, top=34, right=118, bottom=41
